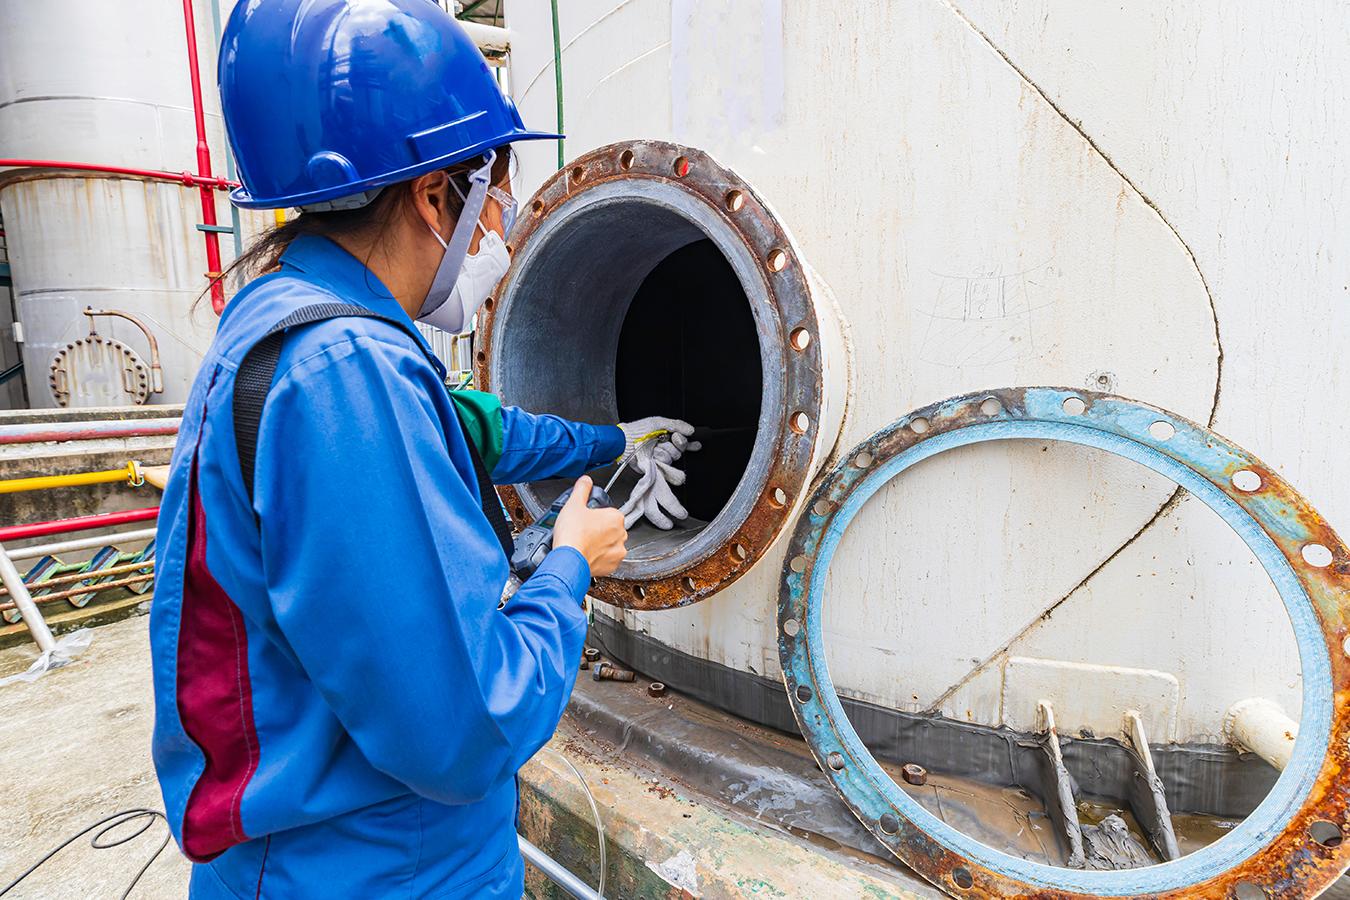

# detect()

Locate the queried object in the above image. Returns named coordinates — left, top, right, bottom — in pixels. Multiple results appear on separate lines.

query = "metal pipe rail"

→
left=0, top=462, right=143, bottom=495
left=0, top=542, right=55, bottom=652
left=0, top=560, right=155, bottom=599
left=0, top=418, right=181, bottom=445
left=0, top=159, right=237, bottom=191
left=0, top=508, right=159, bottom=542
left=0, top=571, right=154, bottom=613
left=6, top=528, right=157, bottom=563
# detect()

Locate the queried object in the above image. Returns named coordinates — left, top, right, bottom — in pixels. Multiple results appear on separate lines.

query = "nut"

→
left=648, top=682, right=667, bottom=698
left=902, top=763, right=928, bottom=786
left=583, top=648, right=602, bottom=662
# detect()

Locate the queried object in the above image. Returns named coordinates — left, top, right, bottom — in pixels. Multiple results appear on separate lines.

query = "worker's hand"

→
left=618, top=417, right=696, bottom=459
left=553, top=476, right=628, bottom=577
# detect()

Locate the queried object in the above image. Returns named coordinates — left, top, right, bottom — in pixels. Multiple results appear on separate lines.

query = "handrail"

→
left=0, top=461, right=144, bottom=495
left=0, top=418, right=181, bottom=445
left=0, top=507, right=160, bottom=542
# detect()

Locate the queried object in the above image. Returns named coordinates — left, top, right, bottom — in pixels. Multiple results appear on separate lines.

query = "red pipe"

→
left=180, top=0, right=227, bottom=315
left=0, top=423, right=181, bottom=445
left=0, top=159, right=237, bottom=191
left=0, top=507, right=159, bottom=542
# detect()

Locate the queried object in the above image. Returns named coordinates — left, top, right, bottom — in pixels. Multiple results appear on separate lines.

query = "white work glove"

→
left=620, top=438, right=696, bottom=530
left=618, top=417, right=696, bottom=459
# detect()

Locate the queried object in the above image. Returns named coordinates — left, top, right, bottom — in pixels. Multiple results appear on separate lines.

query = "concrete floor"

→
left=0, top=614, right=191, bottom=898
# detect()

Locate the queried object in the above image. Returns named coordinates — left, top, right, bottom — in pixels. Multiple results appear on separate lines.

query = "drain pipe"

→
left=1224, top=698, right=1299, bottom=771
left=0, top=542, right=56, bottom=653
left=180, top=0, right=226, bottom=315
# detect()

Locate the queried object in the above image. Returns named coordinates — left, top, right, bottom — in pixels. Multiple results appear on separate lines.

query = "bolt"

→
left=583, top=648, right=601, bottom=663
left=902, top=764, right=928, bottom=786
left=579, top=661, right=589, bottom=671
left=592, top=662, right=636, bottom=682
left=648, top=682, right=667, bottom=698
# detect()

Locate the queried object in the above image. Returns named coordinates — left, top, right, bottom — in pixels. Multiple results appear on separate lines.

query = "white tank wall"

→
left=0, top=0, right=269, bottom=407
left=504, top=0, right=1341, bottom=741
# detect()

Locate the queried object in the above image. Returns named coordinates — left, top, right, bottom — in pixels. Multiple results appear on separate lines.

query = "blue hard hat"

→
left=219, top=0, right=560, bottom=210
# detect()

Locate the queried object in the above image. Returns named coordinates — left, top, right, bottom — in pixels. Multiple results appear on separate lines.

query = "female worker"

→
left=149, top=1, right=695, bottom=897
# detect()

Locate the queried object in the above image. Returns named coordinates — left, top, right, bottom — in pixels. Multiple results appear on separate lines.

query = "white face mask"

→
left=419, top=223, right=510, bottom=334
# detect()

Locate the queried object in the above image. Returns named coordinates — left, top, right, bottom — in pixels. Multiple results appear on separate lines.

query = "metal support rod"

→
left=0, top=572, right=155, bottom=612
left=0, top=542, right=56, bottom=652
left=1123, top=710, right=1182, bottom=861
left=517, top=835, right=600, bottom=900
left=1036, top=700, right=1086, bottom=868
left=0, top=507, right=159, bottom=542
left=0, top=560, right=156, bottom=598
left=179, top=0, right=226, bottom=313
left=550, top=0, right=564, bottom=168
left=207, top=0, right=244, bottom=264
left=6, top=528, right=156, bottom=562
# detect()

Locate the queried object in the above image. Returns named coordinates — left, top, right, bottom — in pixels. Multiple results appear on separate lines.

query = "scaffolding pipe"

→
left=517, top=836, right=600, bottom=900
left=6, top=528, right=157, bottom=563
left=0, top=418, right=181, bottom=445
left=0, top=542, right=56, bottom=652
left=0, top=462, right=143, bottom=495
left=179, top=0, right=226, bottom=314
left=0, top=508, right=159, bottom=542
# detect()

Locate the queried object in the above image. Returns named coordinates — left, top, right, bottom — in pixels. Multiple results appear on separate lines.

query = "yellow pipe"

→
left=0, top=461, right=143, bottom=495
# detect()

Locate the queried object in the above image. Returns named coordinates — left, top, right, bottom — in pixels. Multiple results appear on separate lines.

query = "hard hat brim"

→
left=230, top=128, right=563, bottom=211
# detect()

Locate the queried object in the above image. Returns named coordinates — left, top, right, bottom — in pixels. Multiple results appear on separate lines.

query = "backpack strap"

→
left=232, top=302, right=514, bottom=559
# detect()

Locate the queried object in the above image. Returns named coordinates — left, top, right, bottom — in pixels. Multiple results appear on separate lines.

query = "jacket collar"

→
left=249, top=233, right=442, bottom=365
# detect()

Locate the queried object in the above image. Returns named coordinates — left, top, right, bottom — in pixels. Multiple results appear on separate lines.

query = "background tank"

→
left=489, top=0, right=1348, bottom=747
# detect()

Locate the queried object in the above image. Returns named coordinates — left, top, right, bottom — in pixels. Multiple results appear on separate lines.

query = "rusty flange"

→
left=779, top=387, right=1350, bottom=899
left=477, top=140, right=832, bottom=610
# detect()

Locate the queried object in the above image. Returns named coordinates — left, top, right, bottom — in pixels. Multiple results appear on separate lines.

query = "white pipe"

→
left=0, top=541, right=56, bottom=653
left=460, top=20, right=510, bottom=54
left=1224, top=697, right=1299, bottom=771
left=6, top=528, right=156, bottom=562
left=518, top=835, right=600, bottom=900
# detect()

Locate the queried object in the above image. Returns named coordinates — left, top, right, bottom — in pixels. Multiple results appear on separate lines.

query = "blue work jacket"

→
left=149, top=234, right=624, bottom=899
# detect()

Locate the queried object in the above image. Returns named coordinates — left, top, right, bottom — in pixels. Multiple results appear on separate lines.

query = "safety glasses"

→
left=486, top=183, right=517, bottom=236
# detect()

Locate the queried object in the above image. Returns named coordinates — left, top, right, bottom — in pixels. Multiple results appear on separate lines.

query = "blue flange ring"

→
left=779, top=387, right=1350, bottom=899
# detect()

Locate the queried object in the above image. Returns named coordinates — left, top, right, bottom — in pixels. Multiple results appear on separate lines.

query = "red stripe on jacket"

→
left=177, top=457, right=261, bottom=862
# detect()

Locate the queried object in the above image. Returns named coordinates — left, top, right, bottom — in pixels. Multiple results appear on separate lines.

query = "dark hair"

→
left=208, top=146, right=513, bottom=302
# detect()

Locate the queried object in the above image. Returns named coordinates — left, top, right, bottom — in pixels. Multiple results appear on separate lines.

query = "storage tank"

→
left=0, top=0, right=271, bottom=408
left=485, top=0, right=1350, bottom=894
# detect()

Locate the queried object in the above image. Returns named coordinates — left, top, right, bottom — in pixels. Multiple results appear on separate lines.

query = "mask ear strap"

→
left=419, top=150, right=495, bottom=319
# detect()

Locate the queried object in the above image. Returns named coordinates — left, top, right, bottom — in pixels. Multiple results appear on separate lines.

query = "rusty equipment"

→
left=779, top=387, right=1350, bottom=899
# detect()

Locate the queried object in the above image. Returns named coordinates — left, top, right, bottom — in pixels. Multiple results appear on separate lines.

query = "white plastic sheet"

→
left=0, top=628, right=95, bottom=687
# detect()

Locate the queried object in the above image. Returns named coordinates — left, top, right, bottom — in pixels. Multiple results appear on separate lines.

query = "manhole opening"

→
left=495, top=192, right=780, bottom=579
left=614, top=239, right=762, bottom=526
